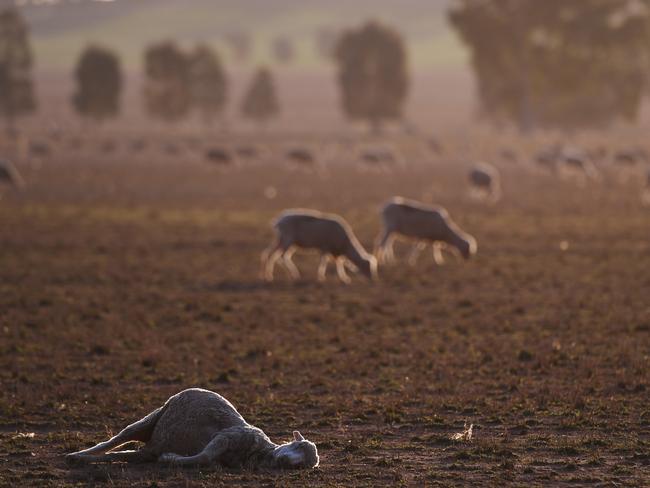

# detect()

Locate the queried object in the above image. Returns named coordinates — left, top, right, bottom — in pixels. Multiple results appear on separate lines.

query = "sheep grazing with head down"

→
left=261, top=209, right=377, bottom=284
left=376, top=197, right=477, bottom=266
left=66, top=388, right=319, bottom=470
left=468, top=162, right=500, bottom=202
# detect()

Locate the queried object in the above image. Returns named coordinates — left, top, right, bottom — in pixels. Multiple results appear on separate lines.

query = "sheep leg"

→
left=336, top=258, right=352, bottom=284
left=158, top=434, right=229, bottom=466
left=433, top=242, right=445, bottom=265
left=260, top=238, right=278, bottom=276
left=375, top=229, right=393, bottom=263
left=317, top=255, right=330, bottom=281
left=261, top=239, right=283, bottom=281
left=66, top=449, right=154, bottom=464
left=408, top=242, right=426, bottom=266
left=264, top=249, right=283, bottom=281
left=66, top=406, right=162, bottom=463
left=281, top=248, right=300, bottom=279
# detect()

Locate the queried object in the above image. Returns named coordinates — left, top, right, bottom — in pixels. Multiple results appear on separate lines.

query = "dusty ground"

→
left=1, top=134, right=649, bottom=487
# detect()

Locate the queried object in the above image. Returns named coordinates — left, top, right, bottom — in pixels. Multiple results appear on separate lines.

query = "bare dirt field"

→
left=1, top=133, right=649, bottom=487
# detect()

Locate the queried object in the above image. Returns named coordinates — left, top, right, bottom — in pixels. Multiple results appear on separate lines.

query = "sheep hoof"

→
left=158, top=453, right=181, bottom=463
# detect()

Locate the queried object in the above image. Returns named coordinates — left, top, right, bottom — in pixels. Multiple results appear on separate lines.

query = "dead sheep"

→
left=376, top=197, right=477, bottom=265
left=66, top=388, right=319, bottom=470
left=261, top=209, right=377, bottom=283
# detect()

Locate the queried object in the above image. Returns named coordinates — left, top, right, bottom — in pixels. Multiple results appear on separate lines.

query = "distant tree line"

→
left=449, top=0, right=650, bottom=131
left=3, top=4, right=650, bottom=134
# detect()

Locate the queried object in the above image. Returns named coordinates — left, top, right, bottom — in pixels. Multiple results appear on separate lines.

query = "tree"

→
left=449, top=0, right=650, bottom=131
left=335, top=21, right=409, bottom=132
left=0, top=7, right=36, bottom=130
left=315, top=27, right=338, bottom=59
left=188, top=44, right=227, bottom=125
left=272, top=37, right=294, bottom=64
left=72, top=45, right=122, bottom=123
left=224, top=32, right=251, bottom=63
left=143, top=41, right=191, bottom=123
left=241, top=67, right=279, bottom=126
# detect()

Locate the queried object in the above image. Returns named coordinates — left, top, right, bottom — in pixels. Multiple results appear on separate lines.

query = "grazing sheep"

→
left=235, top=145, right=259, bottom=160
left=286, top=148, right=316, bottom=171
left=614, top=148, right=648, bottom=167
left=559, top=147, right=599, bottom=182
left=0, top=159, right=24, bottom=188
left=376, top=197, right=476, bottom=265
left=130, top=138, right=147, bottom=153
left=28, top=140, right=51, bottom=158
left=205, top=148, right=234, bottom=166
left=164, top=142, right=181, bottom=156
left=261, top=209, right=377, bottom=283
left=357, top=146, right=402, bottom=172
left=101, top=139, right=117, bottom=155
left=66, top=388, right=319, bottom=470
left=468, top=162, right=501, bottom=202
left=534, top=145, right=561, bottom=173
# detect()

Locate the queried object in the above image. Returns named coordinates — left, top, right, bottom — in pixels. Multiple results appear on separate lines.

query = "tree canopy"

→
left=335, top=21, right=409, bottom=131
left=72, top=45, right=122, bottom=122
left=449, top=0, right=650, bottom=131
left=241, top=67, right=279, bottom=125
left=189, top=44, right=228, bottom=124
left=143, top=41, right=191, bottom=123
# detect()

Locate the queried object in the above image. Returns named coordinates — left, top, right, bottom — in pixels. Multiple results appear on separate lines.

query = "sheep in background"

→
left=235, top=144, right=260, bottom=160
left=468, top=162, right=501, bottom=202
left=28, top=140, right=51, bottom=159
left=100, top=139, right=118, bottom=155
left=376, top=197, right=476, bottom=266
left=357, top=145, right=403, bottom=172
left=534, top=145, right=561, bottom=174
left=613, top=148, right=649, bottom=184
left=205, top=147, right=234, bottom=167
left=261, top=209, right=377, bottom=284
left=0, top=159, right=25, bottom=188
left=286, top=148, right=318, bottom=172
left=66, top=388, right=319, bottom=470
left=614, top=148, right=648, bottom=167
left=130, top=138, right=148, bottom=154
left=559, top=146, right=599, bottom=182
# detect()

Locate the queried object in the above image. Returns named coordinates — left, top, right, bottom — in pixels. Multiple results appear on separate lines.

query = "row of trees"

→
left=2, top=4, right=650, bottom=132
left=75, top=42, right=278, bottom=126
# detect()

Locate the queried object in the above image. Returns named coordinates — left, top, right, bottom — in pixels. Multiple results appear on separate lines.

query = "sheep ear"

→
left=293, top=430, right=305, bottom=441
